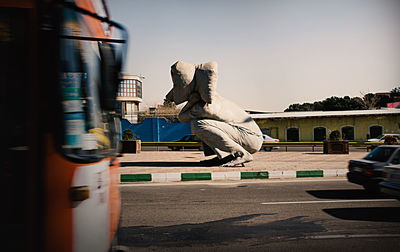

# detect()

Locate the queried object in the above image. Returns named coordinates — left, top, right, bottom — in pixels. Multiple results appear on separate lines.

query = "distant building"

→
left=116, top=74, right=143, bottom=123
left=252, top=109, right=400, bottom=142
left=375, top=92, right=391, bottom=97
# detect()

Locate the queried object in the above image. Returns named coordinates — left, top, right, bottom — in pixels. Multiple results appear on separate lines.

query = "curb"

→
left=120, top=169, right=348, bottom=183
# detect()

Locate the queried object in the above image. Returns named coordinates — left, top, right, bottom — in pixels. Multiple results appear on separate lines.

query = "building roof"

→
left=388, top=102, right=400, bottom=108
left=251, top=109, right=400, bottom=120
left=121, top=74, right=145, bottom=81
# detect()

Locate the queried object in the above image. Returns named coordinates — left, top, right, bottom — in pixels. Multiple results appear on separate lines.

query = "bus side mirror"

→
left=98, top=42, right=121, bottom=111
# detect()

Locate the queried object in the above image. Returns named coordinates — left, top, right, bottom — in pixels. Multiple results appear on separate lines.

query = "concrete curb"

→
left=120, top=169, right=348, bottom=183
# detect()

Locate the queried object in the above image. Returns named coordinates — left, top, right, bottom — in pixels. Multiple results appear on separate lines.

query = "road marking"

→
left=261, top=199, right=397, bottom=205
left=303, top=234, right=400, bottom=240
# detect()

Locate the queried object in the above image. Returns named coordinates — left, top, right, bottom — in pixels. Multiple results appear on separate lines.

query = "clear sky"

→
left=108, top=0, right=400, bottom=112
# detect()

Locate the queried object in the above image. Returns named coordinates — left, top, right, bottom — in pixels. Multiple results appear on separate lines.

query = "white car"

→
left=367, top=134, right=400, bottom=143
left=347, top=145, right=400, bottom=192
left=380, top=164, right=400, bottom=199
left=261, top=134, right=280, bottom=151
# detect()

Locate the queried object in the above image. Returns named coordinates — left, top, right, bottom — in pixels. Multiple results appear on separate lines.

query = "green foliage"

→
left=284, top=86, right=400, bottom=112
left=329, top=130, right=341, bottom=141
left=122, top=129, right=135, bottom=141
left=163, top=98, right=176, bottom=108
left=391, top=87, right=400, bottom=97
left=285, top=96, right=364, bottom=112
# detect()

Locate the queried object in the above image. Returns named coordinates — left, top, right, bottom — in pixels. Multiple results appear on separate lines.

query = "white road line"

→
left=261, top=199, right=397, bottom=205
left=304, top=234, right=400, bottom=240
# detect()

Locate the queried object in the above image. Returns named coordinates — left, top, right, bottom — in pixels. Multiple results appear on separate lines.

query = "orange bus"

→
left=1, top=0, right=127, bottom=251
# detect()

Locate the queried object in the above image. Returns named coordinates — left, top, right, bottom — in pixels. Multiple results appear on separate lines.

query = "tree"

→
left=163, top=98, right=176, bottom=108
left=285, top=87, right=400, bottom=112
left=390, top=86, right=400, bottom=99
left=122, top=129, right=134, bottom=140
left=285, top=95, right=373, bottom=111
left=360, top=92, right=378, bottom=109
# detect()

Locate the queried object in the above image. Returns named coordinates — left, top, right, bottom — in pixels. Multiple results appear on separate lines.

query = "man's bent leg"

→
left=191, top=119, right=253, bottom=164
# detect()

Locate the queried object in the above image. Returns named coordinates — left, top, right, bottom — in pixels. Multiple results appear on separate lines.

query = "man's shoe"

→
left=200, top=155, right=234, bottom=166
left=221, top=152, right=253, bottom=167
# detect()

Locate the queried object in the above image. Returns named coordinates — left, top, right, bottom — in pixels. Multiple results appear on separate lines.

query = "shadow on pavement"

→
left=323, top=207, right=400, bottom=222
left=117, top=214, right=329, bottom=247
left=121, top=156, right=234, bottom=167
left=121, top=161, right=204, bottom=167
left=307, top=189, right=392, bottom=200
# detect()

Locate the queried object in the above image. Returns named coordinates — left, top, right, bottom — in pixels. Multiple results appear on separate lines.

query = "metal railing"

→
left=140, top=141, right=387, bottom=148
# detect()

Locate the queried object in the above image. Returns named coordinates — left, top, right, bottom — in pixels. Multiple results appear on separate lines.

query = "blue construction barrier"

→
left=121, top=118, right=191, bottom=142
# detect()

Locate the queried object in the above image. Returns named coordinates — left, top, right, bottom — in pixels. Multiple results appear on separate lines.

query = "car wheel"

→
left=263, top=147, right=272, bottom=152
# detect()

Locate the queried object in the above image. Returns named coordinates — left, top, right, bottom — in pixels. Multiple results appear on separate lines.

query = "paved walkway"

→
left=118, top=151, right=366, bottom=182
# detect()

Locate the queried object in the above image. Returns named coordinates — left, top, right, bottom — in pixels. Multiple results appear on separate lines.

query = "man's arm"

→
left=178, top=92, right=202, bottom=123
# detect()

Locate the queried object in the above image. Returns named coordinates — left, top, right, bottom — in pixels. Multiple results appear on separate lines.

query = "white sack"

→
left=167, top=60, right=263, bottom=160
left=169, top=61, right=196, bottom=105
left=195, top=61, right=218, bottom=104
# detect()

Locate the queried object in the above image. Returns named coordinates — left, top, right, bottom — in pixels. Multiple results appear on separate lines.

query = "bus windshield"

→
left=59, top=5, right=126, bottom=160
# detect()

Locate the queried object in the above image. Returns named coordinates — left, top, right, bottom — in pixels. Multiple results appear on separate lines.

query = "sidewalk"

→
left=118, top=151, right=366, bottom=183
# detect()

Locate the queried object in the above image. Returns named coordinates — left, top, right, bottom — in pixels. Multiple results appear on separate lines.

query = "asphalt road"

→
left=117, top=179, right=400, bottom=251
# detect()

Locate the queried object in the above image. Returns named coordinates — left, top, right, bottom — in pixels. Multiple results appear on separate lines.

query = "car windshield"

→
left=263, top=135, right=273, bottom=141
left=364, top=147, right=396, bottom=162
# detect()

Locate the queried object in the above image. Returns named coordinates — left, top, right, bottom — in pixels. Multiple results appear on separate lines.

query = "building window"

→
left=313, top=127, right=326, bottom=141
left=287, top=128, right=299, bottom=142
left=137, top=81, right=142, bottom=98
left=369, top=125, right=383, bottom=139
left=341, top=126, right=354, bottom=140
left=117, top=78, right=143, bottom=98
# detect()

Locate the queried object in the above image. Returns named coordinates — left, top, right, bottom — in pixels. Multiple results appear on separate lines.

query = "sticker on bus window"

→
left=60, top=72, right=84, bottom=100
left=64, top=113, right=85, bottom=148
left=82, top=133, right=98, bottom=150
left=63, top=100, right=83, bottom=113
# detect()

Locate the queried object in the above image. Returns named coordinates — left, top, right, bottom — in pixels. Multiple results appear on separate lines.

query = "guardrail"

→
left=140, top=141, right=386, bottom=148
left=262, top=142, right=385, bottom=147
left=141, top=142, right=203, bottom=147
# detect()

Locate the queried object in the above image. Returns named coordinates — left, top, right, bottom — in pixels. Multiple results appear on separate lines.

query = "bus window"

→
left=59, top=7, right=120, bottom=160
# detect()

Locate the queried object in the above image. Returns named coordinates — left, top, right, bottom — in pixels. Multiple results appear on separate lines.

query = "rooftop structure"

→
left=116, top=74, right=144, bottom=123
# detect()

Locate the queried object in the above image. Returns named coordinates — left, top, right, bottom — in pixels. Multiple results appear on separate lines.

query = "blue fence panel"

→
left=121, top=118, right=191, bottom=142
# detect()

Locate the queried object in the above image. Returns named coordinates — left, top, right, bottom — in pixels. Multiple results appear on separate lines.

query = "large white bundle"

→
left=167, top=61, right=196, bottom=105
left=179, top=93, right=250, bottom=123
left=166, top=60, right=263, bottom=166
left=166, top=60, right=218, bottom=105
left=195, top=61, right=218, bottom=104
